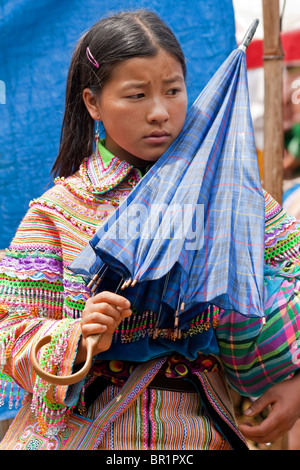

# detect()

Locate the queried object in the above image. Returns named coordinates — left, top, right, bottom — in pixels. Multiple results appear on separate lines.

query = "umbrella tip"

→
left=238, top=18, right=259, bottom=52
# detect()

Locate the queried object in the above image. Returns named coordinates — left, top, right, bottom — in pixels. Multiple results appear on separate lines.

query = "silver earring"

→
left=95, top=120, right=100, bottom=142
left=94, top=120, right=100, bottom=157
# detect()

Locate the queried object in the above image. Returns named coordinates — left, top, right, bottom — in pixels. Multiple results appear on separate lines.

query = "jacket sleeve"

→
left=216, top=190, right=300, bottom=397
left=0, top=202, right=83, bottom=435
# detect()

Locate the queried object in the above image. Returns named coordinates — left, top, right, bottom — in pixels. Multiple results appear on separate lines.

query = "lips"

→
left=144, top=130, right=170, bottom=144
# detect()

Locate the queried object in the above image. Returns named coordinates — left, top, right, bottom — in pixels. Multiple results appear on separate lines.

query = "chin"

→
left=134, top=154, right=161, bottom=165
left=144, top=148, right=170, bottom=162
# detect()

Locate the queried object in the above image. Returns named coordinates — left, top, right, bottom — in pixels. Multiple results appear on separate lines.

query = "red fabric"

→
left=246, top=29, right=300, bottom=69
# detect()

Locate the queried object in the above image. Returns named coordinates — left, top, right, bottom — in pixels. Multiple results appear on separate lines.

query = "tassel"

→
left=173, top=297, right=182, bottom=341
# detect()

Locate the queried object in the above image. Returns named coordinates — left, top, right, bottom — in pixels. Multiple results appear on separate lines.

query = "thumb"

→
left=243, top=394, right=272, bottom=417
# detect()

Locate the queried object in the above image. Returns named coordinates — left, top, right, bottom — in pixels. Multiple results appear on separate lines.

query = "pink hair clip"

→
left=86, top=46, right=99, bottom=69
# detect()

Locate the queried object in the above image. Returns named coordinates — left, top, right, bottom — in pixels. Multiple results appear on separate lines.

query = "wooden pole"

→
left=262, top=2, right=288, bottom=450
left=262, top=0, right=284, bottom=204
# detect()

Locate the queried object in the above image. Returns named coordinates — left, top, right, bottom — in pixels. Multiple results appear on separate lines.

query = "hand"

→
left=239, top=373, right=300, bottom=443
left=75, top=291, right=132, bottom=364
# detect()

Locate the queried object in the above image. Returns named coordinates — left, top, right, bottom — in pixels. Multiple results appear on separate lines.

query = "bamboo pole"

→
left=262, top=0, right=284, bottom=204
left=262, top=5, right=288, bottom=451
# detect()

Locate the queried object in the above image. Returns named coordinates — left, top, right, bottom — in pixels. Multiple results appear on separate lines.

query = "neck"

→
left=104, top=138, right=155, bottom=170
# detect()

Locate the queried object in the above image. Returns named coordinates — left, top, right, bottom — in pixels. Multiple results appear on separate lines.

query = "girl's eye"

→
left=128, top=93, right=145, bottom=99
left=167, top=88, right=181, bottom=96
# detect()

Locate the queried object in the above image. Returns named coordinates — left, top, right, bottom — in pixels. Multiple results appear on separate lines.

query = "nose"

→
left=147, top=98, right=170, bottom=123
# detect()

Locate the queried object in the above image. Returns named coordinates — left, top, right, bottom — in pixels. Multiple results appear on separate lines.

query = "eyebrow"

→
left=121, top=75, right=184, bottom=90
left=163, top=75, right=185, bottom=85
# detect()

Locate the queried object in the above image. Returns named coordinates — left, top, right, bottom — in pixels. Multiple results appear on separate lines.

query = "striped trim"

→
left=191, top=370, right=247, bottom=449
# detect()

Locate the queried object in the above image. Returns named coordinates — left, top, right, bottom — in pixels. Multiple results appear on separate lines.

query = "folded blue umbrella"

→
left=69, top=20, right=265, bottom=329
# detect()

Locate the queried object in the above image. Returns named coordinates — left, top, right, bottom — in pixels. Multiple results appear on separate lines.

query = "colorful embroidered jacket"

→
left=1, top=141, right=300, bottom=437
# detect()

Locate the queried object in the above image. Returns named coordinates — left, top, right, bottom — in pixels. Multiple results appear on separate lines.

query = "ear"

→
left=82, top=88, right=101, bottom=121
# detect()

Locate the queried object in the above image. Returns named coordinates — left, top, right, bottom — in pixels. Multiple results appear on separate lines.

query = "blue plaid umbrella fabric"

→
left=69, top=21, right=265, bottom=323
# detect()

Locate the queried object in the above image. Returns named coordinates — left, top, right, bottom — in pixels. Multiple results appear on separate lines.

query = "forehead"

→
left=109, top=50, right=185, bottom=83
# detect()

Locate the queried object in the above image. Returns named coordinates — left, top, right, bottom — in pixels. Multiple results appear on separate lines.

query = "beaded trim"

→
left=264, top=190, right=300, bottom=264
left=30, top=197, right=99, bottom=237
left=30, top=320, right=79, bottom=436
left=113, top=305, right=220, bottom=344
left=0, top=252, right=63, bottom=277
left=54, top=169, right=141, bottom=206
left=0, top=274, right=64, bottom=320
left=54, top=175, right=122, bottom=206
left=80, top=140, right=134, bottom=195
left=0, top=309, right=81, bottom=436
left=265, top=232, right=300, bottom=261
left=54, top=139, right=142, bottom=205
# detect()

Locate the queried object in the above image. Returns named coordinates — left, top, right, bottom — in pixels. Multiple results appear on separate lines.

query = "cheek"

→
left=174, top=102, right=187, bottom=131
left=101, top=103, right=142, bottom=129
left=101, top=109, right=139, bottom=149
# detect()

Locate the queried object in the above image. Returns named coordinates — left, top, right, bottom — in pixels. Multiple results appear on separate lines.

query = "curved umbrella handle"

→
left=32, top=332, right=102, bottom=386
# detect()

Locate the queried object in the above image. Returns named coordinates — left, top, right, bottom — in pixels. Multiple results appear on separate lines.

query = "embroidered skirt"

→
left=78, top=354, right=245, bottom=450
left=93, top=384, right=232, bottom=450
left=0, top=355, right=246, bottom=450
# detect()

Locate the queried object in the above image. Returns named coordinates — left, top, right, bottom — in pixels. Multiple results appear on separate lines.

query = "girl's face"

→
left=85, top=50, right=187, bottom=167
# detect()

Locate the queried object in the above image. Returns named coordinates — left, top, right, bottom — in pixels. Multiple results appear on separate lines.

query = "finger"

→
left=239, top=421, right=284, bottom=444
left=238, top=422, right=274, bottom=443
left=239, top=408, right=286, bottom=443
left=81, top=322, right=107, bottom=339
left=81, top=308, right=132, bottom=340
left=115, top=307, right=132, bottom=327
left=121, top=308, right=132, bottom=317
left=85, top=301, right=126, bottom=318
left=92, top=291, right=131, bottom=310
left=85, top=297, right=131, bottom=323
left=243, top=394, right=273, bottom=418
left=83, top=307, right=122, bottom=331
left=93, top=310, right=121, bottom=326
left=82, top=304, right=132, bottom=332
left=82, top=310, right=120, bottom=334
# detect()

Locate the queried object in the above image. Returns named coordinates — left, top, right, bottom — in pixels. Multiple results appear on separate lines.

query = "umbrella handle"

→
left=32, top=332, right=102, bottom=386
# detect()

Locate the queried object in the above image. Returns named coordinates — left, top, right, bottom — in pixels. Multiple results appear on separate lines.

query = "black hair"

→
left=51, top=9, right=186, bottom=177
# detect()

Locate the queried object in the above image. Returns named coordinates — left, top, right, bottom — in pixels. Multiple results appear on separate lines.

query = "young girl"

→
left=1, top=9, right=300, bottom=451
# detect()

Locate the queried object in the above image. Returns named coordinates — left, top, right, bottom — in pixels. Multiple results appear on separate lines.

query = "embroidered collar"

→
left=79, top=139, right=135, bottom=195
